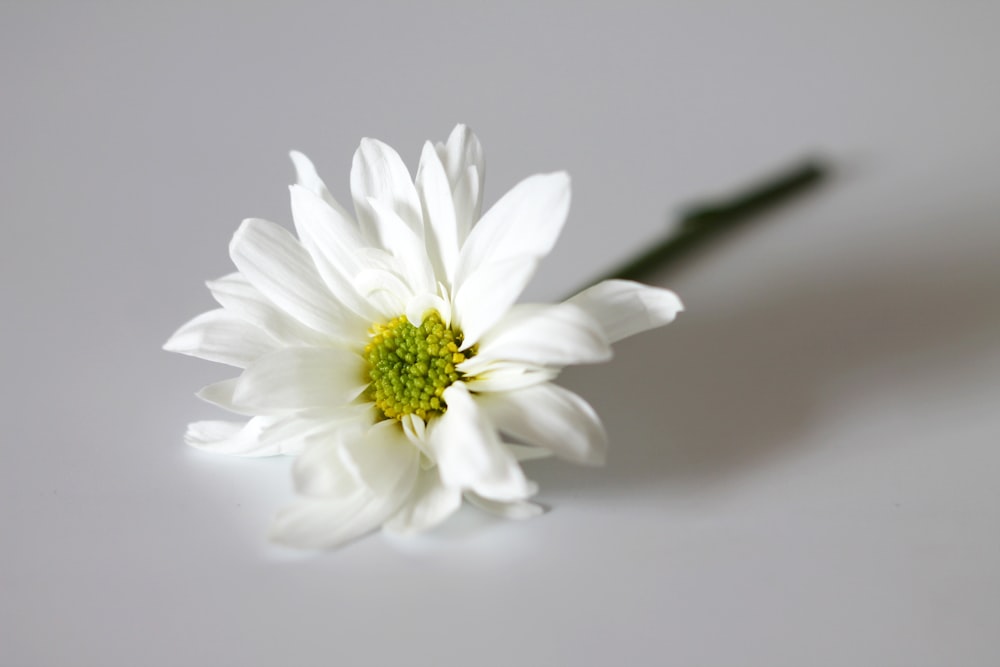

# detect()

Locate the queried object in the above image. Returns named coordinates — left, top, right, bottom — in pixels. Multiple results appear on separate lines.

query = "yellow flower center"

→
left=364, top=312, right=471, bottom=421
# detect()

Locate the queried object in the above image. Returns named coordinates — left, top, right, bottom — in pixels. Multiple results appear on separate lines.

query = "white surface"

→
left=2, top=3, right=999, bottom=666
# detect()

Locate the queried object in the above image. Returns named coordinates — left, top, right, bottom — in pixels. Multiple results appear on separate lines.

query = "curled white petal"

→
left=383, top=467, right=462, bottom=536
left=195, top=378, right=254, bottom=416
left=567, top=279, right=684, bottom=344
left=184, top=417, right=287, bottom=457
left=476, top=382, right=607, bottom=465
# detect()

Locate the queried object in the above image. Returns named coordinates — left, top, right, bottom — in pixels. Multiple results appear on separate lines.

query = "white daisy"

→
left=165, top=125, right=682, bottom=549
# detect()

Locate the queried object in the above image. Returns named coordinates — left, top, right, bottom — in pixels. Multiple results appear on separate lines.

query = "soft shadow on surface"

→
left=533, top=228, right=1000, bottom=499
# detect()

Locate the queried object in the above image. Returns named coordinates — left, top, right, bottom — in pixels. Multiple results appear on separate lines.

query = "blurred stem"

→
left=579, top=157, right=829, bottom=291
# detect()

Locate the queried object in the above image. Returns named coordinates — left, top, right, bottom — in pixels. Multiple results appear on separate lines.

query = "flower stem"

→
left=584, top=157, right=829, bottom=288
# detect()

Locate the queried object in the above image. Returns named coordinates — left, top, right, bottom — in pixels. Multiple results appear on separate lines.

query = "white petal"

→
left=350, top=137, right=423, bottom=237
left=452, top=255, right=538, bottom=349
left=229, top=218, right=368, bottom=341
left=269, top=488, right=407, bottom=551
left=163, top=308, right=278, bottom=368
left=340, top=420, right=420, bottom=497
left=288, top=412, right=382, bottom=498
left=452, top=165, right=481, bottom=244
left=436, top=124, right=485, bottom=196
left=184, top=417, right=287, bottom=457
left=353, top=267, right=411, bottom=317
left=288, top=185, right=379, bottom=321
left=429, top=383, right=535, bottom=502
left=383, top=467, right=462, bottom=536
left=206, top=272, right=329, bottom=347
left=231, top=347, right=367, bottom=415
left=195, top=378, right=255, bottom=416
left=289, top=150, right=339, bottom=209
left=464, top=493, right=545, bottom=520
left=461, top=362, right=559, bottom=393
left=270, top=422, right=420, bottom=550
left=416, top=141, right=459, bottom=285
left=261, top=407, right=374, bottom=467
left=292, top=440, right=361, bottom=498
left=566, top=279, right=684, bottom=344
left=476, top=383, right=607, bottom=465
left=365, top=197, right=435, bottom=295
left=454, top=172, right=570, bottom=289
left=405, top=292, right=451, bottom=328
left=436, top=124, right=485, bottom=233
left=461, top=303, right=611, bottom=373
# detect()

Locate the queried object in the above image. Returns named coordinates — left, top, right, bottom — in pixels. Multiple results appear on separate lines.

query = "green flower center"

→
left=364, top=312, right=471, bottom=421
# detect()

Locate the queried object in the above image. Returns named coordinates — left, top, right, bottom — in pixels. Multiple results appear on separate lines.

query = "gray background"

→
left=3, top=2, right=999, bottom=665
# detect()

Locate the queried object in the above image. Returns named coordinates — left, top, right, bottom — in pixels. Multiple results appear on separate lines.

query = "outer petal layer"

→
left=229, top=218, right=367, bottom=341
left=461, top=303, right=611, bottom=373
left=184, top=417, right=289, bottom=457
left=429, top=383, right=535, bottom=502
left=476, top=383, right=607, bottom=465
left=567, top=279, right=683, bottom=343
left=383, top=467, right=462, bottom=535
left=163, top=308, right=277, bottom=368
left=454, top=171, right=570, bottom=289
left=271, top=422, right=419, bottom=550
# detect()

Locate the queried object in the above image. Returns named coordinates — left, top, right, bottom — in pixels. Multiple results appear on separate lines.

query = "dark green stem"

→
left=581, top=157, right=829, bottom=290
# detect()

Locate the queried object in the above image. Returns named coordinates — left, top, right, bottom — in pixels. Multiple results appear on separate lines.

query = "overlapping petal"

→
left=429, top=383, right=536, bottom=502
left=229, top=218, right=368, bottom=342
left=230, top=347, right=368, bottom=415
left=163, top=308, right=278, bottom=368
left=415, top=141, right=460, bottom=286
left=460, top=302, right=611, bottom=373
left=435, top=124, right=484, bottom=239
left=384, top=467, right=462, bottom=535
left=206, top=272, right=330, bottom=347
left=350, top=137, right=424, bottom=238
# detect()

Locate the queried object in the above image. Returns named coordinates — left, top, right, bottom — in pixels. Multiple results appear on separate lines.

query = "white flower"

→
left=165, top=125, right=682, bottom=549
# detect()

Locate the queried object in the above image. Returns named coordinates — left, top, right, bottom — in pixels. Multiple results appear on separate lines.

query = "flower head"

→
left=165, top=125, right=682, bottom=549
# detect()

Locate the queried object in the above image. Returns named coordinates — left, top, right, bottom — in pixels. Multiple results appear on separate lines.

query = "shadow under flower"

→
left=531, top=217, right=1000, bottom=502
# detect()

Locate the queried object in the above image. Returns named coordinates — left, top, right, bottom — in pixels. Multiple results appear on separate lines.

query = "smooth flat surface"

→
left=2, top=3, right=999, bottom=666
